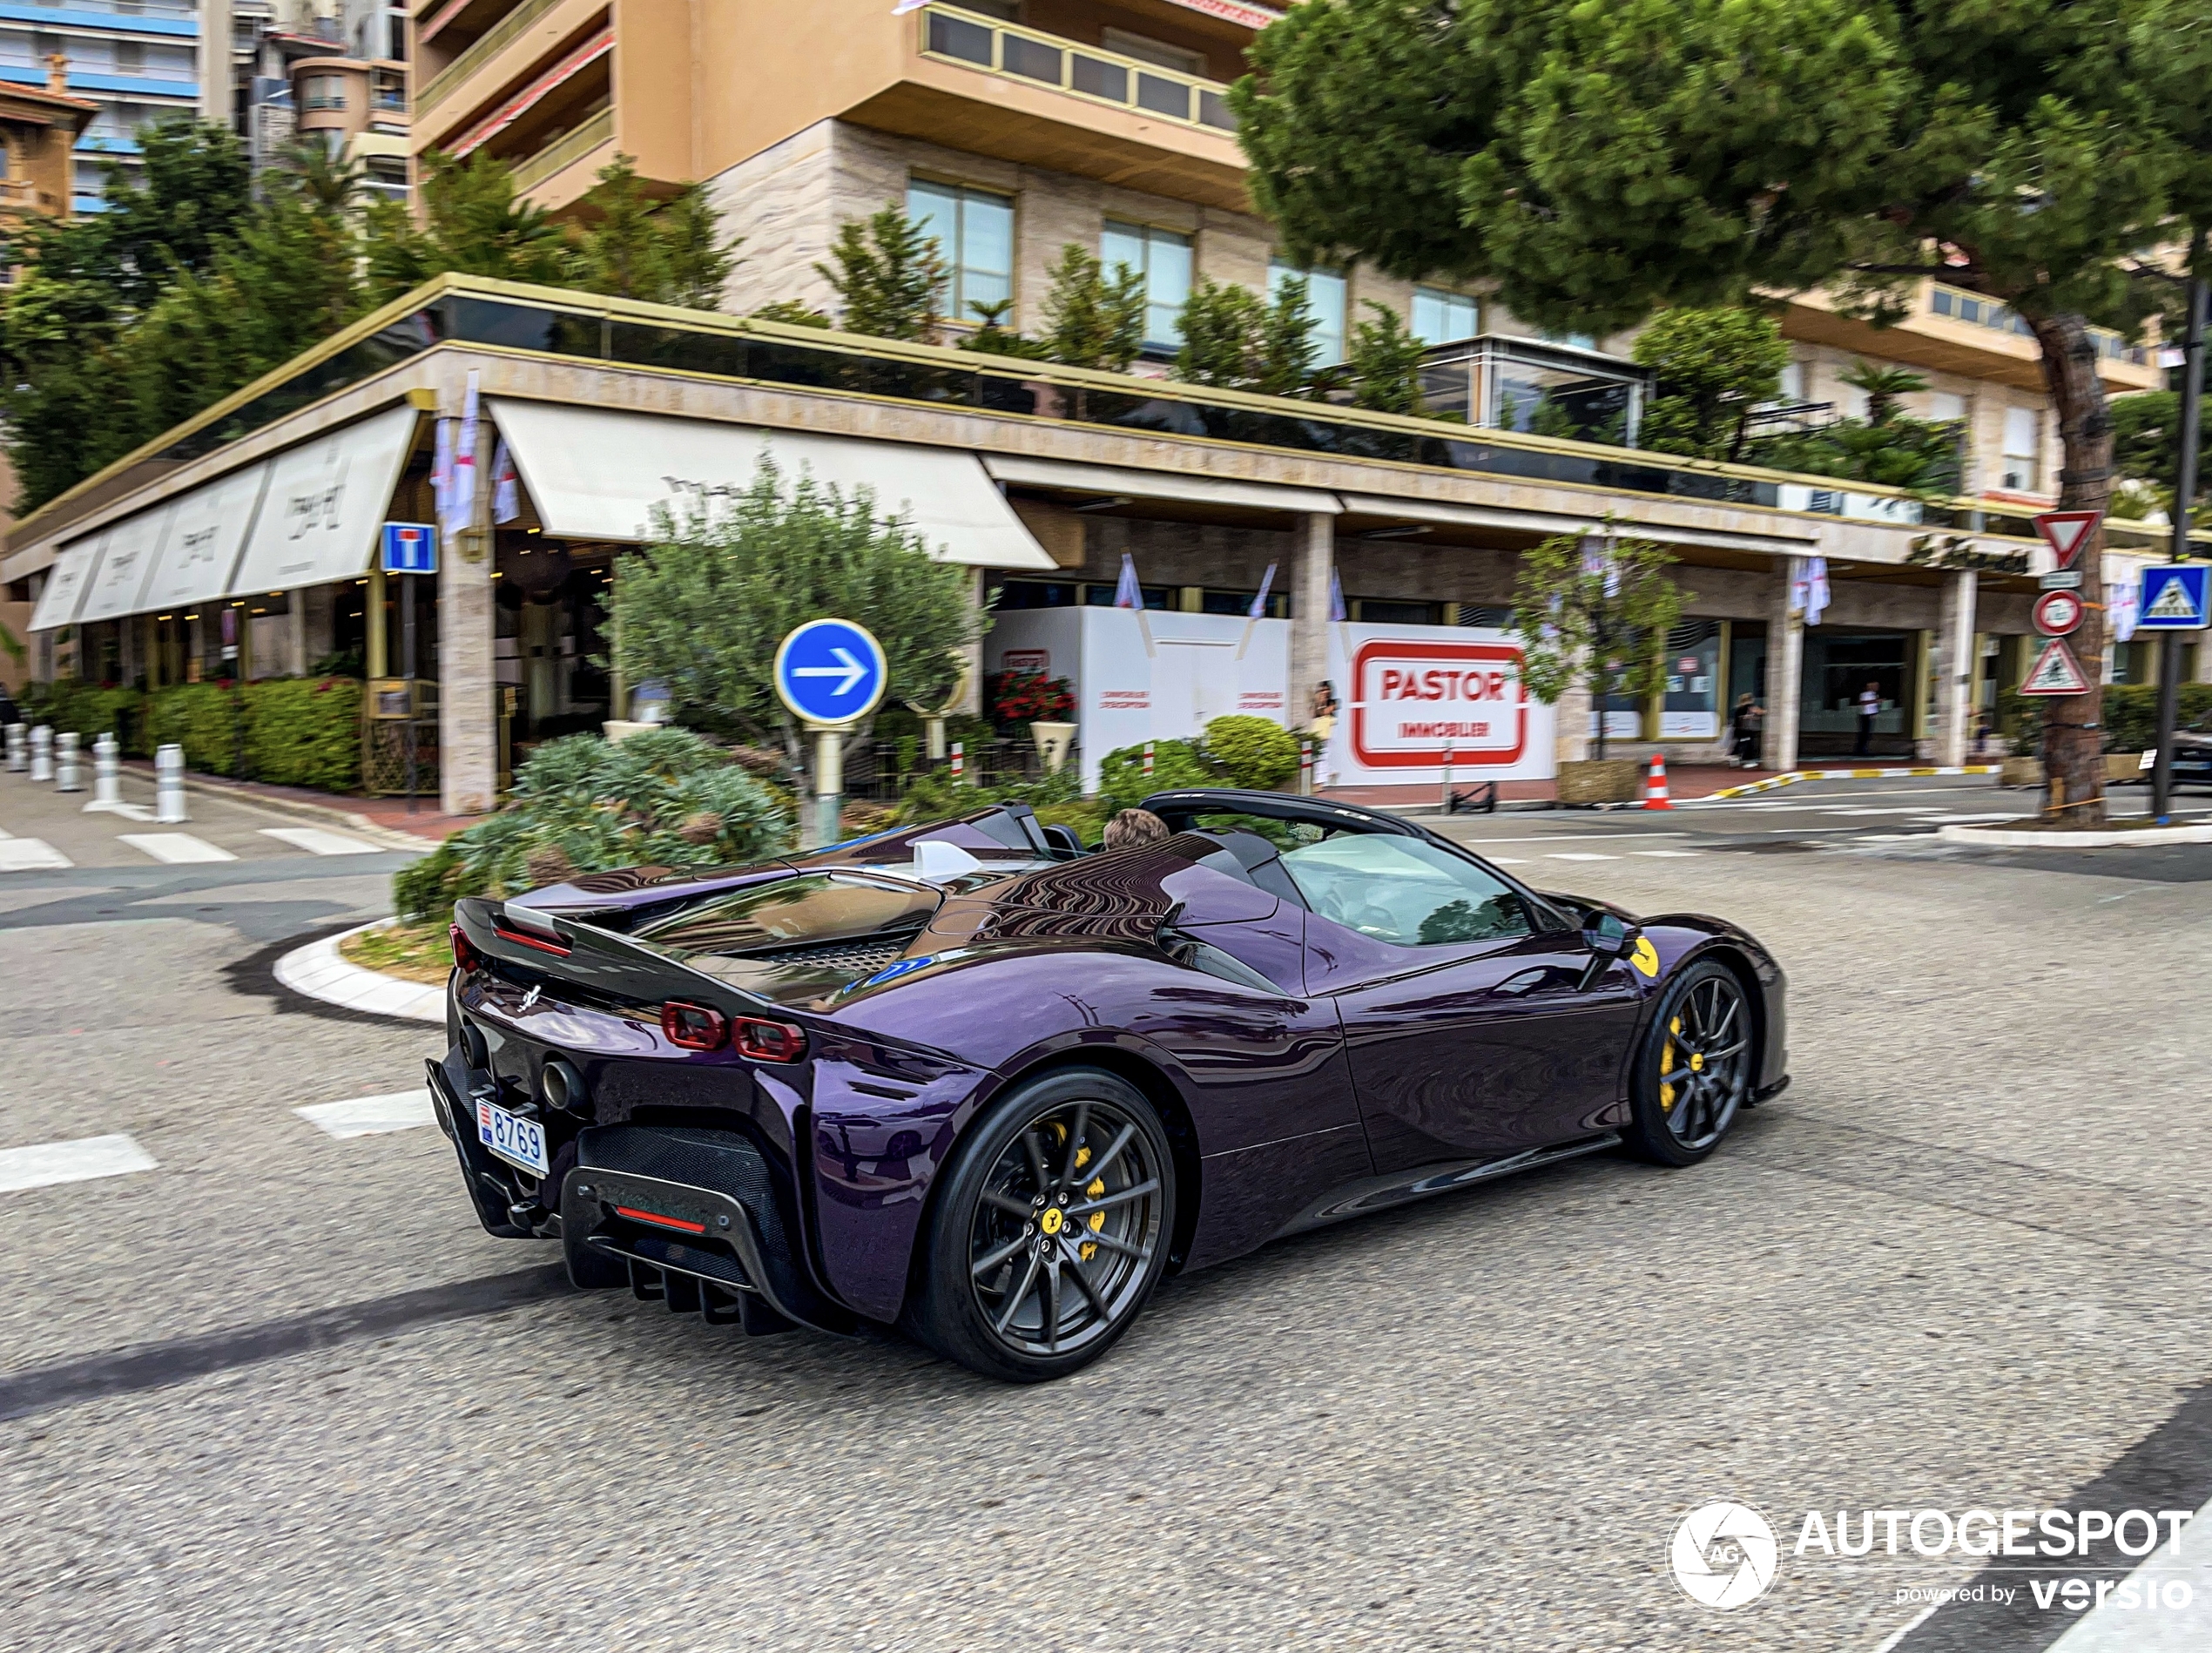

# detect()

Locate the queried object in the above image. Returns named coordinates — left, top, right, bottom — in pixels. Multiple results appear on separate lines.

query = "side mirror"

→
left=1580, top=911, right=1635, bottom=989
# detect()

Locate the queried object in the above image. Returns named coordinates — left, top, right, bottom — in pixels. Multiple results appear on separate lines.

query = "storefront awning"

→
left=25, top=540, right=96, bottom=631
left=142, top=462, right=273, bottom=613
left=73, top=508, right=166, bottom=626
left=226, top=406, right=419, bottom=596
left=983, top=455, right=1342, bottom=516
left=490, top=400, right=1056, bottom=570
left=1334, top=492, right=1818, bottom=555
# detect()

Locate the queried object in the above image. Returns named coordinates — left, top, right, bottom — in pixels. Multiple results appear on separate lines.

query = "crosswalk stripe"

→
left=118, top=833, right=237, bottom=864
left=1633, top=849, right=1702, bottom=858
left=0, top=838, right=72, bottom=871
left=295, top=1090, right=437, bottom=1139
left=0, top=1133, right=158, bottom=1193
left=1547, top=852, right=1618, bottom=861
left=1484, top=856, right=1528, bottom=864
left=260, top=826, right=378, bottom=857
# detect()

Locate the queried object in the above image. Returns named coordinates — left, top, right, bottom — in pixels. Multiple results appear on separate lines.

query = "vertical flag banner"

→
left=2108, top=577, right=2141, bottom=644
left=1113, top=552, right=1143, bottom=609
left=431, top=418, right=455, bottom=531
left=1804, top=557, right=1831, bottom=626
left=447, top=370, right=482, bottom=537
left=1329, top=570, right=1348, bottom=622
left=1247, top=562, right=1278, bottom=619
left=491, top=438, right=520, bottom=524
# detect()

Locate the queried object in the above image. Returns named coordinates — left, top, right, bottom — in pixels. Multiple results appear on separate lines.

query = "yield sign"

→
left=2020, top=637, right=2091, bottom=695
left=2033, top=509, right=2101, bottom=570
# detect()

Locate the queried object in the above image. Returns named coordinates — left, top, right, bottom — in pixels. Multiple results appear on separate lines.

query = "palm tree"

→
left=1839, top=361, right=1930, bottom=426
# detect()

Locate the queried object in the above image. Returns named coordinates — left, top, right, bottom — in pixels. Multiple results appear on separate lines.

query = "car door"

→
left=1282, top=833, right=1642, bottom=1172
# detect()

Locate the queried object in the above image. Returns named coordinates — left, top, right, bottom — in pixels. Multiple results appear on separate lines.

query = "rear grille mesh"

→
left=754, top=937, right=908, bottom=976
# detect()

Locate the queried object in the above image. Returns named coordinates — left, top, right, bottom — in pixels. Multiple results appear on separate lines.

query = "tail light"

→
left=661, top=1001, right=728, bottom=1050
left=734, top=1017, right=807, bottom=1063
left=450, top=923, right=484, bottom=974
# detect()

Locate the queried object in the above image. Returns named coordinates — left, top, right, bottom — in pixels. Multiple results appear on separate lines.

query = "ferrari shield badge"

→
left=1629, top=937, right=1661, bottom=977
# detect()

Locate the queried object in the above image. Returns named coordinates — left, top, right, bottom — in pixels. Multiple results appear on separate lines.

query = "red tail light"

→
left=734, top=1016, right=807, bottom=1063
left=449, top=923, right=484, bottom=974
left=491, top=921, right=570, bottom=957
left=661, top=1001, right=728, bottom=1050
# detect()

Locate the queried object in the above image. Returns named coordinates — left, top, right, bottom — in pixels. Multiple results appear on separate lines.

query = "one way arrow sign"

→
left=792, top=647, right=869, bottom=696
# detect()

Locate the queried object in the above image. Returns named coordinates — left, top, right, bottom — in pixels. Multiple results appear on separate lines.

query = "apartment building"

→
left=0, top=0, right=199, bottom=212
left=285, top=0, right=408, bottom=200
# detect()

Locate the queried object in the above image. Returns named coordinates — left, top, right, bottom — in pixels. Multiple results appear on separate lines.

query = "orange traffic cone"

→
left=1643, top=752, right=1673, bottom=810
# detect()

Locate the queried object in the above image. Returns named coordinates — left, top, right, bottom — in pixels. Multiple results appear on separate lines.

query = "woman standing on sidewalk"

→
left=1730, top=692, right=1764, bottom=768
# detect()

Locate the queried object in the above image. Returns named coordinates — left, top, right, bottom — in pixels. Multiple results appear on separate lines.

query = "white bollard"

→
left=4, top=723, right=24, bottom=773
left=85, top=731, right=123, bottom=811
left=54, top=730, right=81, bottom=793
left=155, top=744, right=188, bottom=823
left=29, top=724, right=53, bottom=783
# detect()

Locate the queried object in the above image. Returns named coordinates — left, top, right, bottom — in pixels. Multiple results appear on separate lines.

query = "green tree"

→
left=817, top=206, right=947, bottom=341
left=1509, top=527, right=1688, bottom=762
left=1037, top=243, right=1146, bottom=371
left=563, top=153, right=740, bottom=309
left=1236, top=0, right=2182, bottom=819
left=1172, top=275, right=1319, bottom=395
left=1629, top=307, right=1791, bottom=462
left=361, top=149, right=566, bottom=303
left=1839, top=361, right=1929, bottom=426
left=610, top=458, right=984, bottom=783
left=1345, top=300, right=1427, bottom=414
left=752, top=299, right=832, bottom=328
left=2109, top=389, right=2212, bottom=523
left=955, top=298, right=1045, bottom=361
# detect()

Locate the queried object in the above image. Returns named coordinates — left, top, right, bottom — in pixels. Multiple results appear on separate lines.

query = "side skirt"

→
left=1278, top=1133, right=1623, bottom=1237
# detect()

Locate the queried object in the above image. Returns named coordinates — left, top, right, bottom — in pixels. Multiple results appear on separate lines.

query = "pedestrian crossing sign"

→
left=2020, top=638, right=2091, bottom=696
left=2137, top=563, right=2209, bottom=631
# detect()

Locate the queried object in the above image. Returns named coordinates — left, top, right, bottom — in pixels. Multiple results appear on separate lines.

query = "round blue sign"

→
left=773, top=617, right=888, bottom=727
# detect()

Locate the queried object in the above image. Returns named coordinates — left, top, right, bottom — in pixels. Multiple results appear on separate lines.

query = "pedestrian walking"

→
left=1729, top=692, right=1764, bottom=768
left=1310, top=679, right=1339, bottom=789
left=1855, top=680, right=1881, bottom=757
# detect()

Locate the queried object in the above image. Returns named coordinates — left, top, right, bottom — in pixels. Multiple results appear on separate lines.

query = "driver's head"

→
left=1103, top=808, right=1170, bottom=851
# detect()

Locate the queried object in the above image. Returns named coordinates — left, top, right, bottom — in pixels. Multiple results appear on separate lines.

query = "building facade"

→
left=0, top=0, right=198, bottom=213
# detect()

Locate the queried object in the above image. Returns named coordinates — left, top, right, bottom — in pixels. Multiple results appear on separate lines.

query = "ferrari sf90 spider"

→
left=428, top=790, right=1786, bottom=1380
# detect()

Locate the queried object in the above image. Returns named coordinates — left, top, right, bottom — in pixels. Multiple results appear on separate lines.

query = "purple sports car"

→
left=428, top=790, right=1787, bottom=1381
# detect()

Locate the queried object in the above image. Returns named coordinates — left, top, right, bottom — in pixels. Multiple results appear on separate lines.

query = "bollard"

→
left=4, top=722, right=24, bottom=773
left=86, top=731, right=122, bottom=810
left=155, top=744, right=189, bottom=823
left=1298, top=739, right=1313, bottom=796
left=29, top=724, right=53, bottom=782
left=54, top=730, right=82, bottom=793
left=949, top=740, right=964, bottom=781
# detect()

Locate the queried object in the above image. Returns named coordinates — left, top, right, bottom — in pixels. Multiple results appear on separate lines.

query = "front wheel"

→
left=905, top=1068, right=1175, bottom=1382
left=1624, top=959, right=1755, bottom=1167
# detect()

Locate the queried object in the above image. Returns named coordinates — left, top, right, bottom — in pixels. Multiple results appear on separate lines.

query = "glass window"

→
left=631, top=874, right=939, bottom=960
left=2002, top=406, right=2040, bottom=490
left=1269, top=259, right=1348, bottom=364
left=1102, top=219, right=1193, bottom=350
left=1411, top=287, right=1479, bottom=346
left=1103, top=27, right=1204, bottom=74
left=1279, top=834, right=1531, bottom=947
left=908, top=179, right=1015, bottom=326
left=1932, top=289, right=1954, bottom=316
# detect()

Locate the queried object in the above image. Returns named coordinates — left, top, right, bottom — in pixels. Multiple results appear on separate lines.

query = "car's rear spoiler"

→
left=454, top=897, right=787, bottom=1023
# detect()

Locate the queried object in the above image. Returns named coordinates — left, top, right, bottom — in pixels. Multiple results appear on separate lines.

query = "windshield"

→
left=1279, top=834, right=1531, bottom=947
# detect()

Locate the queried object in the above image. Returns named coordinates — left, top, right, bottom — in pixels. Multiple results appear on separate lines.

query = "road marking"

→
left=0, top=839, right=71, bottom=871
left=0, top=1134, right=158, bottom=1193
left=1632, top=849, right=1702, bottom=858
left=1817, top=807, right=1929, bottom=816
left=260, top=826, right=378, bottom=856
left=2044, top=1488, right=2212, bottom=1650
left=1870, top=1603, right=1938, bottom=1652
left=1447, top=831, right=1691, bottom=844
left=1547, top=852, right=1618, bottom=861
left=118, top=833, right=237, bottom=864
left=295, top=1090, right=437, bottom=1139
left=1484, top=856, right=1528, bottom=864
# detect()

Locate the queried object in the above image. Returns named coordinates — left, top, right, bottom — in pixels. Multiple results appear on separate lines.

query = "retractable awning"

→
left=1333, top=492, right=1818, bottom=555
left=74, top=507, right=165, bottom=625
left=489, top=399, right=1056, bottom=570
left=142, top=462, right=271, bottom=613
left=984, top=455, right=1342, bottom=516
left=25, top=540, right=97, bottom=631
left=226, top=405, right=419, bottom=596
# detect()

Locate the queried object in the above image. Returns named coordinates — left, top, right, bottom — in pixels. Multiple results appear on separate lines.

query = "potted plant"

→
left=988, top=669, right=1078, bottom=773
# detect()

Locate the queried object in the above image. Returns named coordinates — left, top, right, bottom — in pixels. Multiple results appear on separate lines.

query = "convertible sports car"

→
left=428, top=789, right=1787, bottom=1381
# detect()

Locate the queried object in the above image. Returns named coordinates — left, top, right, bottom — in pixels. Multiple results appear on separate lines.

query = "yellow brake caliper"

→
left=1071, top=1145, right=1104, bottom=1259
left=1661, top=1015, right=1681, bottom=1111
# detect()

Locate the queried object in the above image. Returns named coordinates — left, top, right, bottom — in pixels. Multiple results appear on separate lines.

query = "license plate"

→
left=476, top=1097, right=549, bottom=1176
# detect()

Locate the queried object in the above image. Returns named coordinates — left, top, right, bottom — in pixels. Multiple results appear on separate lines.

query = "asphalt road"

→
left=3, top=770, right=2209, bottom=1651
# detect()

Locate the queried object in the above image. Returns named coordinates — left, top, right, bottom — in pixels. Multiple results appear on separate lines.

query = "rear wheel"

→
left=1624, top=960, right=1754, bottom=1167
left=906, top=1068, right=1174, bottom=1382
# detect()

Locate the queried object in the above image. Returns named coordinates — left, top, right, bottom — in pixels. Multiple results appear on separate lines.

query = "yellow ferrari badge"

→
left=1040, top=1207, right=1064, bottom=1236
left=1629, top=937, right=1661, bottom=977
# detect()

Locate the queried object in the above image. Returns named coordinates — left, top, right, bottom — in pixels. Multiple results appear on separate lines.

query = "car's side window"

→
left=1278, top=834, right=1531, bottom=948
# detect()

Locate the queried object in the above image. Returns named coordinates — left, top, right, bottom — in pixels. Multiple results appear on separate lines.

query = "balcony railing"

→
left=508, top=105, right=613, bottom=194
left=1927, top=282, right=2148, bottom=367
left=917, top=3, right=1238, bottom=134
left=416, top=0, right=568, bottom=119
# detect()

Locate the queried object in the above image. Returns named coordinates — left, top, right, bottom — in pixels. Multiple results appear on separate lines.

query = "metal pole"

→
left=87, top=731, right=120, bottom=810
left=29, top=724, right=52, bottom=782
left=156, top=744, right=189, bottom=822
left=402, top=570, right=419, bottom=813
left=816, top=726, right=843, bottom=847
left=54, top=731, right=81, bottom=793
left=2155, top=265, right=2208, bottom=823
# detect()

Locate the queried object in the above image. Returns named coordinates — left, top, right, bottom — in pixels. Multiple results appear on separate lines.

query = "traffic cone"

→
left=1643, top=752, right=1673, bottom=810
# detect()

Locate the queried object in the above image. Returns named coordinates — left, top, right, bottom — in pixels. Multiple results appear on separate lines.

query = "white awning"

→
left=142, top=462, right=271, bottom=613
left=26, top=541, right=97, bottom=631
left=490, top=399, right=1056, bottom=570
left=1334, top=491, right=1818, bottom=554
left=984, top=454, right=1343, bottom=516
left=226, top=405, right=420, bottom=596
left=74, top=507, right=167, bottom=625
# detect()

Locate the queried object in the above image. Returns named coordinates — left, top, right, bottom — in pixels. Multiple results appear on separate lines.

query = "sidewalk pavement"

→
left=1321, top=764, right=1777, bottom=810
left=118, top=762, right=462, bottom=847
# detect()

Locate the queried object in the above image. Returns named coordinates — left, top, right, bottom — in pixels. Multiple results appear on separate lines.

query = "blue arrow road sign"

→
left=773, top=617, right=888, bottom=726
left=381, top=522, right=437, bottom=575
left=2138, top=563, right=2209, bottom=631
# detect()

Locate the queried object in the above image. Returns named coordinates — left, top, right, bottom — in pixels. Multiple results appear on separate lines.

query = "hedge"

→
left=22, top=677, right=364, bottom=789
left=2001, top=682, right=2212, bottom=756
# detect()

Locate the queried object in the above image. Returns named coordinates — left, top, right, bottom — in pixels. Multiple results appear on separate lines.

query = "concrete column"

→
left=955, top=567, right=984, bottom=719
left=1932, top=570, right=1977, bottom=766
left=286, top=589, right=308, bottom=677
left=1554, top=682, right=1591, bottom=767
left=440, top=411, right=499, bottom=815
left=1763, top=561, right=1804, bottom=773
left=199, top=0, right=233, bottom=128
left=1291, top=512, right=1333, bottom=729
left=2195, top=637, right=2212, bottom=685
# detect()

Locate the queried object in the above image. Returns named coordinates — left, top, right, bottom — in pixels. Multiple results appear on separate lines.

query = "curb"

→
left=274, top=920, right=448, bottom=1022
left=1938, top=821, right=2212, bottom=849
left=117, top=761, right=441, bottom=854
left=1696, top=764, right=2005, bottom=802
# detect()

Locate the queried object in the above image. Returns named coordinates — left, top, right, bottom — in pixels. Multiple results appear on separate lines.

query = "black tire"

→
left=904, top=1067, right=1175, bottom=1383
left=1623, top=959, right=1756, bottom=1167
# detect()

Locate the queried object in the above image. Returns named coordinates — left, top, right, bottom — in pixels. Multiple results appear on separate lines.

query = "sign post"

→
left=2151, top=267, right=2209, bottom=820
left=772, top=618, right=887, bottom=848
left=382, top=524, right=437, bottom=813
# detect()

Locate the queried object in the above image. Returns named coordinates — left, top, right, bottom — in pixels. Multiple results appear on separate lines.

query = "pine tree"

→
left=1037, top=244, right=1146, bottom=372
left=817, top=207, right=947, bottom=342
left=1345, top=300, right=1426, bottom=414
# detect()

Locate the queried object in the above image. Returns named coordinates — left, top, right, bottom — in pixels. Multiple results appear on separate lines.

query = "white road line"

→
left=2047, top=1488, right=2212, bottom=1650
left=1447, top=831, right=1692, bottom=844
left=0, top=839, right=71, bottom=871
left=295, top=1090, right=437, bottom=1139
left=0, top=1133, right=158, bottom=1193
left=1870, top=1603, right=1938, bottom=1652
left=1484, top=856, right=1528, bottom=864
left=1632, top=849, right=1702, bottom=858
left=260, top=826, right=378, bottom=856
left=1547, top=852, right=1618, bottom=861
left=118, top=833, right=238, bottom=864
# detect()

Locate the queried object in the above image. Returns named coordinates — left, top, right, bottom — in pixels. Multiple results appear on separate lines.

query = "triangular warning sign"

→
left=2144, top=571, right=2203, bottom=624
left=2033, top=510, right=2101, bottom=570
left=2020, top=637, right=2091, bottom=696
